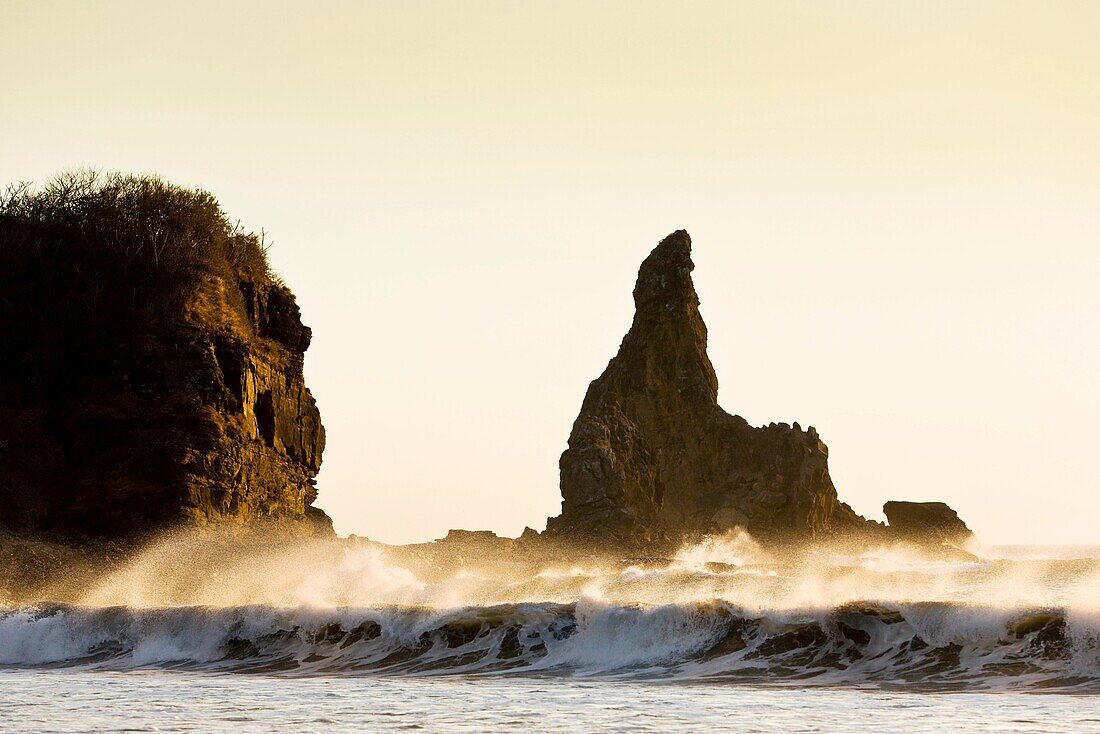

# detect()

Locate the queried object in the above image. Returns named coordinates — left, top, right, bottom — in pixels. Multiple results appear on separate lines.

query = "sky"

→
left=2, top=1, right=1098, bottom=545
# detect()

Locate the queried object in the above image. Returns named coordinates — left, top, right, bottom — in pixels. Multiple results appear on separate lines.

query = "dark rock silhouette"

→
left=883, top=501, right=972, bottom=545
left=0, top=173, right=328, bottom=539
left=546, top=230, right=867, bottom=545
left=1, top=174, right=974, bottom=557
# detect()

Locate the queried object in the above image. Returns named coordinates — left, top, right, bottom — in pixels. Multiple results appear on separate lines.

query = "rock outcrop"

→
left=0, top=173, right=328, bottom=539
left=546, top=231, right=867, bottom=546
left=883, top=501, right=972, bottom=546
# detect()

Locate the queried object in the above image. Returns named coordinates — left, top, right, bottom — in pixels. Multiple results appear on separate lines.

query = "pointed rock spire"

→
left=546, top=230, right=865, bottom=547
left=632, top=229, right=697, bottom=312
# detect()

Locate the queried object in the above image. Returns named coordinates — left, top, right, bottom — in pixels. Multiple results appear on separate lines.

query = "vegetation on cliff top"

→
left=0, top=170, right=285, bottom=407
left=0, top=170, right=275, bottom=329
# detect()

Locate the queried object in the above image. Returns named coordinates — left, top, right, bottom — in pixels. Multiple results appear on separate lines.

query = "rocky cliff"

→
left=0, top=173, right=328, bottom=539
left=545, top=231, right=864, bottom=545
left=545, top=231, right=976, bottom=550
left=546, top=230, right=982, bottom=551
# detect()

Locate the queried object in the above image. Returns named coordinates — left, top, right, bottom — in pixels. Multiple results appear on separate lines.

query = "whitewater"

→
left=2, top=531, right=1099, bottom=732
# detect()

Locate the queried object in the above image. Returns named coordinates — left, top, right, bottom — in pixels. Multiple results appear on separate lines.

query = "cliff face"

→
left=0, top=273, right=328, bottom=539
left=172, top=274, right=327, bottom=531
left=0, top=174, right=328, bottom=539
left=546, top=231, right=865, bottom=545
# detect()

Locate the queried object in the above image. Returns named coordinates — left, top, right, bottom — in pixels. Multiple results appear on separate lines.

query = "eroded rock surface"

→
left=545, top=231, right=867, bottom=545
left=0, top=274, right=328, bottom=538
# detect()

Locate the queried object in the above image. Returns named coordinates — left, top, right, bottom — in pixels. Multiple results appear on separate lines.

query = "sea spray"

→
left=2, top=527, right=1098, bottom=690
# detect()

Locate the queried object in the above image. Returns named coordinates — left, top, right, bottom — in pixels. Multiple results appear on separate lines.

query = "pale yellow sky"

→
left=3, top=1, right=1098, bottom=544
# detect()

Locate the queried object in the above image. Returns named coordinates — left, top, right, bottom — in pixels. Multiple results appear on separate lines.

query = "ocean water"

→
left=5, top=670, right=1100, bottom=733
left=2, top=536, right=1098, bottom=732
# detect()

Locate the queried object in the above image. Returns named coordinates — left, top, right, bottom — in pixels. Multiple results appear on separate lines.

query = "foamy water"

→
left=1, top=533, right=1098, bottom=731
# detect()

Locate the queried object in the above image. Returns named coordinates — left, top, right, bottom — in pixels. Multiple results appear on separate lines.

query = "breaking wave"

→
left=2, top=600, right=1098, bottom=691
left=4, top=530, right=1099, bottom=691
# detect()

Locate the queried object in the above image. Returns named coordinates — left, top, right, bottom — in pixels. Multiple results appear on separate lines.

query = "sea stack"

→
left=883, top=501, right=972, bottom=546
left=0, top=173, right=329, bottom=539
left=545, top=230, right=866, bottom=546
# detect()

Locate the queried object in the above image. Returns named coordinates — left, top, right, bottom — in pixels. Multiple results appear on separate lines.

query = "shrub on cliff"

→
left=0, top=170, right=274, bottom=323
left=0, top=171, right=278, bottom=400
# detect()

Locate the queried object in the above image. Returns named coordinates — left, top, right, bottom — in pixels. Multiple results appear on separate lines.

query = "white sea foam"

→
left=0, top=597, right=1097, bottom=690
left=3, top=530, right=1099, bottom=689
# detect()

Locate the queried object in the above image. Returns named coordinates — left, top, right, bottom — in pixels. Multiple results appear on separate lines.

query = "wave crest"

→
left=2, top=600, right=1097, bottom=690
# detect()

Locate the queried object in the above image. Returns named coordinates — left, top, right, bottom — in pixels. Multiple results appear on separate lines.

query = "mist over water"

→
left=3, top=529, right=1098, bottom=693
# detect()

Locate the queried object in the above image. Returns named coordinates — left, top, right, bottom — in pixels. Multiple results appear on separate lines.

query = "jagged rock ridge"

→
left=546, top=230, right=867, bottom=544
